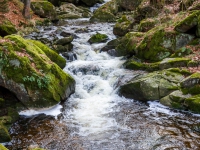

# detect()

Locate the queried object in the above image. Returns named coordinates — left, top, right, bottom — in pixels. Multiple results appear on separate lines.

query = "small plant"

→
left=0, top=46, right=9, bottom=68
left=23, top=73, right=51, bottom=89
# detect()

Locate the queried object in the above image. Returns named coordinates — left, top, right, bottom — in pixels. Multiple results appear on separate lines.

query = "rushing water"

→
left=4, top=3, right=200, bottom=150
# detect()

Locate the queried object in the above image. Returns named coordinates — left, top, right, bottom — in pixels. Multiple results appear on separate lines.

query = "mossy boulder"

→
left=31, top=1, right=57, bottom=20
left=119, top=69, right=184, bottom=101
left=90, top=0, right=118, bottom=22
left=160, top=90, right=192, bottom=110
left=88, top=32, right=108, bottom=44
left=0, top=35, right=75, bottom=108
left=81, top=0, right=103, bottom=6
left=57, top=3, right=92, bottom=19
left=117, top=27, right=195, bottom=61
left=28, top=40, right=66, bottom=69
left=56, top=37, right=73, bottom=45
left=53, top=44, right=73, bottom=53
left=113, top=15, right=132, bottom=36
left=175, top=10, right=200, bottom=37
left=0, top=0, right=9, bottom=13
left=116, top=32, right=145, bottom=57
left=0, top=144, right=8, bottom=150
left=118, top=0, right=142, bottom=11
left=0, top=20, right=17, bottom=37
left=185, top=95, right=200, bottom=113
left=138, top=18, right=158, bottom=32
left=181, top=72, right=200, bottom=95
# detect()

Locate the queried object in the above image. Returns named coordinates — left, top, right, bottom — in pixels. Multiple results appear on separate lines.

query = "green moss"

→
left=0, top=144, right=8, bottom=150
left=88, top=32, right=108, bottom=43
left=0, top=35, right=75, bottom=108
left=0, top=98, right=5, bottom=107
left=138, top=18, right=157, bottom=32
left=185, top=95, right=200, bottom=113
left=0, top=20, right=17, bottom=37
left=28, top=40, right=66, bottom=69
left=0, top=123, right=11, bottom=142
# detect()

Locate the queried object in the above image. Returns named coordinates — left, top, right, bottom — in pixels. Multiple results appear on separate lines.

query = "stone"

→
left=0, top=20, right=17, bottom=37
left=31, top=1, right=57, bottom=20
left=119, top=69, right=183, bottom=101
left=88, top=32, right=108, bottom=44
left=90, top=0, right=118, bottom=22
left=56, top=37, right=73, bottom=45
left=113, top=15, right=132, bottom=36
left=0, top=35, right=75, bottom=109
left=118, top=0, right=142, bottom=11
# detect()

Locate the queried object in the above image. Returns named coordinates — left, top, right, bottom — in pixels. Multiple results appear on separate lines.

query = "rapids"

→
left=4, top=1, right=200, bottom=150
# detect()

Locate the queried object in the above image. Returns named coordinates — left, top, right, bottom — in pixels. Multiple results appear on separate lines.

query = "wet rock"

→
left=119, top=69, right=184, bottom=101
left=88, top=32, right=108, bottom=44
left=60, top=31, right=72, bottom=37
left=0, top=35, right=75, bottom=109
left=56, top=36, right=73, bottom=45
left=54, top=43, right=73, bottom=53
left=101, top=39, right=119, bottom=52
left=62, top=52, right=77, bottom=61
left=160, top=90, right=191, bottom=110
left=90, top=0, right=118, bottom=22
left=31, top=1, right=57, bottom=21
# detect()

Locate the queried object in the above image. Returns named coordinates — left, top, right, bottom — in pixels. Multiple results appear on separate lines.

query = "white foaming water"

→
left=19, top=104, right=62, bottom=117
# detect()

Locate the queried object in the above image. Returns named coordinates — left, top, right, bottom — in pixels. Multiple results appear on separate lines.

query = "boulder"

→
left=185, top=95, right=200, bottom=113
left=118, top=0, right=142, bottom=11
left=0, top=144, right=8, bottom=150
left=138, top=18, right=157, bottom=32
left=81, top=0, right=103, bottom=6
left=0, top=20, right=17, bottom=37
left=28, top=40, right=66, bottom=69
left=113, top=15, right=132, bottom=36
left=119, top=69, right=184, bottom=101
left=54, top=44, right=73, bottom=53
left=0, top=35, right=75, bottom=108
left=160, top=90, right=191, bottom=109
left=116, top=27, right=195, bottom=61
left=31, top=1, right=57, bottom=20
left=57, top=3, right=92, bottom=19
left=181, top=72, right=200, bottom=95
left=0, top=0, right=9, bottom=13
left=90, top=0, right=118, bottom=22
left=88, top=32, right=108, bottom=44
left=175, top=10, right=200, bottom=36
left=56, top=36, right=73, bottom=45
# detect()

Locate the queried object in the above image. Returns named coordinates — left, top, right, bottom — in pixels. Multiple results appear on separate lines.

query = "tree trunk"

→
left=22, top=0, right=31, bottom=19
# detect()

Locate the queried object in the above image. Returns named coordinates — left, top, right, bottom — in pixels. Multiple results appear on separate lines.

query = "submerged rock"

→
left=0, top=35, right=75, bottom=109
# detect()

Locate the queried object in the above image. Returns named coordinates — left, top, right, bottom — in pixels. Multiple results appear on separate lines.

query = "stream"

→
left=4, top=2, right=200, bottom=150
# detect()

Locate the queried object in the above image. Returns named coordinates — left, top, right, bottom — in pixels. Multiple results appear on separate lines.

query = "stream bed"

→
left=4, top=9, right=200, bottom=150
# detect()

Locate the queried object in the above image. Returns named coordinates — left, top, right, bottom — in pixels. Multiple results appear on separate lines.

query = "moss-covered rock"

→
left=53, top=44, right=73, bottom=53
left=160, top=90, right=192, bottom=110
left=138, top=18, right=158, bottom=32
left=181, top=72, right=200, bottom=95
left=116, top=32, right=145, bottom=56
left=185, top=95, right=200, bottom=113
left=174, top=10, right=200, bottom=35
left=118, top=0, right=142, bottom=11
left=31, top=1, right=57, bottom=20
left=0, top=20, right=17, bottom=37
left=81, top=0, right=103, bottom=6
left=57, top=3, right=92, bottom=19
left=0, top=35, right=75, bottom=108
left=113, top=15, right=132, bottom=36
left=88, top=32, right=108, bottom=44
left=28, top=40, right=66, bottom=69
left=119, top=69, right=184, bottom=101
left=0, top=0, right=9, bottom=13
left=0, top=144, right=8, bottom=150
left=90, top=0, right=118, bottom=22
left=56, top=37, right=73, bottom=46
left=0, top=123, right=11, bottom=143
